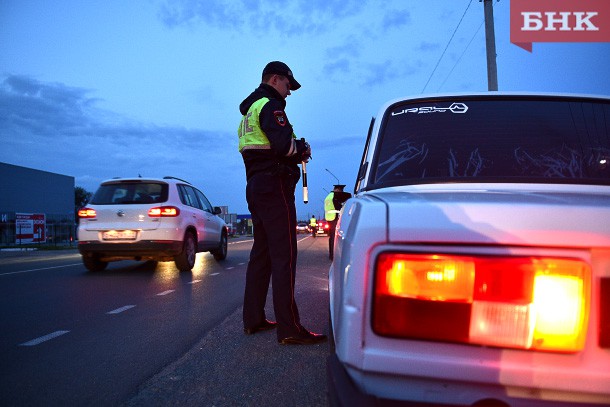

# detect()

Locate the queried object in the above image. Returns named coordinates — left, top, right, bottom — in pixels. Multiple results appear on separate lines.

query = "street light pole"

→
left=325, top=168, right=340, bottom=184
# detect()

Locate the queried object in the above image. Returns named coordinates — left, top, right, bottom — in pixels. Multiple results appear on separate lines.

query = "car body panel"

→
left=78, top=177, right=227, bottom=267
left=379, top=184, right=610, bottom=247
left=317, top=220, right=330, bottom=236
left=328, top=93, right=610, bottom=406
left=296, top=222, right=310, bottom=234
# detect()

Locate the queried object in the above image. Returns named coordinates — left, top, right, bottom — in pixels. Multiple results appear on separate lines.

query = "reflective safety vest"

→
left=238, top=97, right=271, bottom=152
left=324, top=192, right=340, bottom=221
left=309, top=217, right=317, bottom=227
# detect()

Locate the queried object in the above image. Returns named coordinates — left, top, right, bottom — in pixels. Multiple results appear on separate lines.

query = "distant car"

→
left=316, top=220, right=330, bottom=236
left=296, top=222, right=310, bottom=234
left=77, top=176, right=228, bottom=272
left=226, top=223, right=237, bottom=236
left=328, top=93, right=610, bottom=406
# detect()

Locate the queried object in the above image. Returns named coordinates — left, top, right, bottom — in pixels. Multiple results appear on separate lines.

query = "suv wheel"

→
left=211, top=231, right=228, bottom=261
left=83, top=255, right=108, bottom=272
left=174, top=232, right=196, bottom=271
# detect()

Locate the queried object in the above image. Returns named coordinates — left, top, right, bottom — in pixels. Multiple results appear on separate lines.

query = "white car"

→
left=78, top=176, right=227, bottom=272
left=328, top=93, right=610, bottom=406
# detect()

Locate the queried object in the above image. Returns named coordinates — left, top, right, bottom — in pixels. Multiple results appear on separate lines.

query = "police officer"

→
left=238, top=61, right=326, bottom=345
left=324, top=184, right=352, bottom=260
left=309, top=215, right=317, bottom=237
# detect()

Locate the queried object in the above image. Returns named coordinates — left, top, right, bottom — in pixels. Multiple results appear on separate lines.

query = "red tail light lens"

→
left=373, top=253, right=590, bottom=352
left=78, top=208, right=97, bottom=218
left=148, top=206, right=180, bottom=217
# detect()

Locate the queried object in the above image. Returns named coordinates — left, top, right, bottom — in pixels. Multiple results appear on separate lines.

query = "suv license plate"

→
left=102, top=230, right=137, bottom=241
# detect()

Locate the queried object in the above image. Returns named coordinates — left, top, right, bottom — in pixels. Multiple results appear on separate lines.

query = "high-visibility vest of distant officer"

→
left=309, top=216, right=317, bottom=227
left=324, top=185, right=351, bottom=221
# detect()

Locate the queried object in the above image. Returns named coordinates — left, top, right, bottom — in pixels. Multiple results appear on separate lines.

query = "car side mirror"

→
left=213, top=206, right=222, bottom=215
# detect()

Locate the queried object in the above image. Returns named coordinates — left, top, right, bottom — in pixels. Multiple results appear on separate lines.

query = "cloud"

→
left=0, top=75, right=238, bottom=202
left=417, top=41, right=441, bottom=52
left=1, top=75, right=97, bottom=136
left=322, top=58, right=351, bottom=76
left=381, top=8, right=411, bottom=29
left=158, top=0, right=366, bottom=35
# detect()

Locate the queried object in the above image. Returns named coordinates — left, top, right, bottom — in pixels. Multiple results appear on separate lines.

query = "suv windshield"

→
left=90, top=181, right=169, bottom=204
left=370, top=96, right=610, bottom=189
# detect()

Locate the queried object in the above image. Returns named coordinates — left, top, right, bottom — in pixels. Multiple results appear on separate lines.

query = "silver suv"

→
left=77, top=176, right=228, bottom=272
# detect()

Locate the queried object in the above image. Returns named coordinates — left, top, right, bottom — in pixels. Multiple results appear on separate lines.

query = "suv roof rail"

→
left=163, top=176, right=191, bottom=184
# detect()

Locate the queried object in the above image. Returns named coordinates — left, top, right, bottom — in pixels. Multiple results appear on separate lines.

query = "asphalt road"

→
left=0, top=234, right=331, bottom=406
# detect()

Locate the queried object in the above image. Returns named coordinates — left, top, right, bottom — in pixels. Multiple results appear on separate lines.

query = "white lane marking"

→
left=238, top=262, right=246, bottom=266
left=226, top=266, right=235, bottom=270
left=107, top=305, right=136, bottom=314
left=157, top=290, right=175, bottom=296
left=0, top=263, right=82, bottom=277
left=19, top=330, right=70, bottom=346
left=210, top=273, right=220, bottom=276
left=188, top=279, right=202, bottom=284
left=229, top=239, right=253, bottom=244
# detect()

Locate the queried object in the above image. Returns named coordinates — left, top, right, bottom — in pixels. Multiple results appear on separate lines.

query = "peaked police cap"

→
left=262, top=61, right=301, bottom=90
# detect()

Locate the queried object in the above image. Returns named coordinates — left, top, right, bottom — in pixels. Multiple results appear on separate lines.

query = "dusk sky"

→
left=1, top=0, right=609, bottom=218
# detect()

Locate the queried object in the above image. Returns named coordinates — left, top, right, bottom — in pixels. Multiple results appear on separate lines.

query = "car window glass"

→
left=178, top=185, right=202, bottom=210
left=370, top=98, right=610, bottom=189
left=195, top=189, right=213, bottom=213
left=90, top=182, right=168, bottom=204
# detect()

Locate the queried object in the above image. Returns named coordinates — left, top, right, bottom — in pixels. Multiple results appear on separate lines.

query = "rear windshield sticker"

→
left=392, top=102, right=468, bottom=116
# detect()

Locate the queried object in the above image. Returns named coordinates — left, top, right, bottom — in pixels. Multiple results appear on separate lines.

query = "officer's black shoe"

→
left=279, top=330, right=327, bottom=345
left=244, top=319, right=277, bottom=335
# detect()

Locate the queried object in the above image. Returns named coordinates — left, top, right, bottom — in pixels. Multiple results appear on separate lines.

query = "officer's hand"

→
left=295, top=139, right=311, bottom=162
left=302, top=143, right=311, bottom=162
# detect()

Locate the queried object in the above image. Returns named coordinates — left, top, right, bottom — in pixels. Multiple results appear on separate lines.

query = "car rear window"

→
left=90, top=181, right=169, bottom=204
left=369, top=96, right=610, bottom=189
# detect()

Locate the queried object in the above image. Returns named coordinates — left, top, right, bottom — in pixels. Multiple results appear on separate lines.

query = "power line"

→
left=421, top=0, right=474, bottom=93
left=437, top=19, right=484, bottom=92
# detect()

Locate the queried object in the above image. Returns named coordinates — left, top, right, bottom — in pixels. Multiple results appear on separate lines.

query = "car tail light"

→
left=373, top=253, right=590, bottom=352
left=78, top=208, right=97, bottom=218
left=148, top=206, right=180, bottom=217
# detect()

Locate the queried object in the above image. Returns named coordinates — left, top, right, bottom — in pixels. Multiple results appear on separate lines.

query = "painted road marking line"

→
left=228, top=239, right=253, bottom=244
left=20, top=330, right=70, bottom=346
left=226, top=266, right=235, bottom=270
left=157, top=290, right=175, bottom=296
left=0, top=264, right=82, bottom=276
left=107, top=305, right=136, bottom=314
left=238, top=262, right=246, bottom=266
left=188, top=280, right=202, bottom=284
left=210, top=273, right=220, bottom=276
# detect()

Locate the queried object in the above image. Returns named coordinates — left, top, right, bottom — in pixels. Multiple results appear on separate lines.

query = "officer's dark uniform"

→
left=238, top=62, right=324, bottom=344
left=324, top=185, right=352, bottom=260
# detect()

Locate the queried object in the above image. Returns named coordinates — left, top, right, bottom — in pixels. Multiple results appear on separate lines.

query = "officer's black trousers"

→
left=328, top=219, right=337, bottom=260
left=243, top=172, right=303, bottom=340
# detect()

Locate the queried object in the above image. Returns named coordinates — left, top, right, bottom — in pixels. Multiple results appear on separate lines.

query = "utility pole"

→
left=482, top=0, right=498, bottom=91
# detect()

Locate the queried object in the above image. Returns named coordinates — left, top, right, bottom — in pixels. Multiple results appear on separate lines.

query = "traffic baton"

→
left=301, top=138, right=308, bottom=204
left=302, top=160, right=308, bottom=204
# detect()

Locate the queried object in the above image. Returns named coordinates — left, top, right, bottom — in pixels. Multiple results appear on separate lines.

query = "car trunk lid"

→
left=377, top=184, right=610, bottom=248
left=82, top=204, right=161, bottom=231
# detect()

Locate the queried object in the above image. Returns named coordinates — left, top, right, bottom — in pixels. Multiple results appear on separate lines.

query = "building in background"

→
left=0, top=162, right=75, bottom=246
